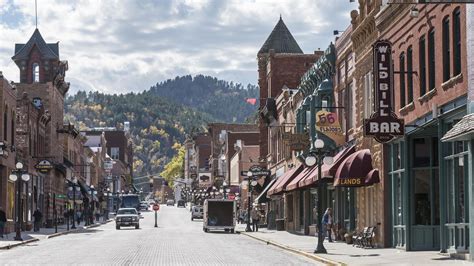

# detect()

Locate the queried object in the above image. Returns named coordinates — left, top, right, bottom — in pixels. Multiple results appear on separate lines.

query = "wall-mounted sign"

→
left=316, top=110, right=345, bottom=146
left=35, top=160, right=53, bottom=173
left=364, top=40, right=404, bottom=143
left=334, top=177, right=364, bottom=187
left=282, top=132, right=310, bottom=151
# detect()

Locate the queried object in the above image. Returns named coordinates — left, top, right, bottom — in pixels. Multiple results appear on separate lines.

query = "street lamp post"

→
left=305, top=139, right=333, bottom=254
left=106, top=187, right=111, bottom=220
left=88, top=185, right=97, bottom=225
left=245, top=171, right=256, bottom=232
left=9, top=162, right=30, bottom=241
left=68, top=178, right=80, bottom=229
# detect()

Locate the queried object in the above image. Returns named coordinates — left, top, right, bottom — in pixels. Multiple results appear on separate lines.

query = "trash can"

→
left=276, top=218, right=285, bottom=231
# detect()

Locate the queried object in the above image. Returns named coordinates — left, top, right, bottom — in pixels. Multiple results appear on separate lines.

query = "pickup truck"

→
left=203, top=199, right=235, bottom=233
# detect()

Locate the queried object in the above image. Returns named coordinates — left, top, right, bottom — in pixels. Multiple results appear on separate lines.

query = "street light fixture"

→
left=305, top=139, right=333, bottom=254
left=68, top=178, right=81, bottom=229
left=245, top=171, right=254, bottom=232
left=9, top=162, right=30, bottom=241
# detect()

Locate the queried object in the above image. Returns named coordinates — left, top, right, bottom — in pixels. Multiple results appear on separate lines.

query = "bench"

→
left=352, top=226, right=376, bottom=248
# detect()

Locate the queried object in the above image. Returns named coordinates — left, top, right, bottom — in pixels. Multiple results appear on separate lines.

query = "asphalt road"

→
left=0, top=204, right=320, bottom=265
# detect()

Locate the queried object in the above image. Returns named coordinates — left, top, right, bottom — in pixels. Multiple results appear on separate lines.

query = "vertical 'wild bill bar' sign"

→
left=364, top=40, right=404, bottom=143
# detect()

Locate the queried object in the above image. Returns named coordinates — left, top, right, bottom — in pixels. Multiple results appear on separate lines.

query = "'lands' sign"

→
left=364, top=40, right=404, bottom=143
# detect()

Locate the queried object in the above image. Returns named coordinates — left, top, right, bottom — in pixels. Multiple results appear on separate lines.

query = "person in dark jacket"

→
left=0, top=207, right=6, bottom=238
left=33, top=209, right=43, bottom=232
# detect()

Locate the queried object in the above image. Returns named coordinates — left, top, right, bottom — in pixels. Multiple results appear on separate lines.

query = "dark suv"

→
left=177, top=199, right=185, bottom=208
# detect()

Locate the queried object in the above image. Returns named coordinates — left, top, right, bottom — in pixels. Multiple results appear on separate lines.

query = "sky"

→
left=0, top=0, right=357, bottom=94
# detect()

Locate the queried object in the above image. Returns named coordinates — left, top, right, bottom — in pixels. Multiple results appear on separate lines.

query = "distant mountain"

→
left=65, top=75, right=259, bottom=178
left=150, top=75, right=259, bottom=123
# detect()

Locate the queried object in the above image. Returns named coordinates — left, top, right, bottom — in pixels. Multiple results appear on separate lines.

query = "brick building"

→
left=207, top=123, right=258, bottom=185
left=376, top=2, right=469, bottom=252
left=12, top=28, right=70, bottom=227
left=0, top=74, right=18, bottom=231
left=257, top=17, right=322, bottom=162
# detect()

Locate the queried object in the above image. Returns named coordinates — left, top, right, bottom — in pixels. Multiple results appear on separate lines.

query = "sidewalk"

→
left=235, top=225, right=471, bottom=265
left=0, top=219, right=112, bottom=250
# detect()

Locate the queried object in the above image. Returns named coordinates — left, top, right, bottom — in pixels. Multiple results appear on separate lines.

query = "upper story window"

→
left=33, top=63, right=40, bottom=83
left=3, top=106, right=7, bottom=141
left=428, top=29, right=436, bottom=91
left=407, top=46, right=414, bottom=104
left=399, top=53, right=406, bottom=108
left=453, top=7, right=461, bottom=76
left=419, top=36, right=427, bottom=96
left=111, top=147, right=120, bottom=160
left=442, top=16, right=450, bottom=82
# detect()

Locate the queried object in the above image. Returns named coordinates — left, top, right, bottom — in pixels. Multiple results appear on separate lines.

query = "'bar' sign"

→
left=364, top=40, right=404, bottom=143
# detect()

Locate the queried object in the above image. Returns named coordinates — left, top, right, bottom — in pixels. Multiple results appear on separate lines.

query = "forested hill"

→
left=150, top=75, right=259, bottom=123
left=64, top=75, right=259, bottom=178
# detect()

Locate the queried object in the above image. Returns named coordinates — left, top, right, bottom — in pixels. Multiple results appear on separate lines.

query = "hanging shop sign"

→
left=247, top=165, right=271, bottom=177
left=35, top=159, right=54, bottom=173
left=316, top=110, right=345, bottom=146
left=364, top=40, right=404, bottom=143
left=282, top=132, right=310, bottom=151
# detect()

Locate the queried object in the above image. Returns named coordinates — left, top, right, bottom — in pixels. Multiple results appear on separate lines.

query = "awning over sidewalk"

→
left=441, top=113, right=474, bottom=142
left=298, top=166, right=320, bottom=188
left=267, top=165, right=303, bottom=196
left=286, top=166, right=314, bottom=191
left=321, top=145, right=355, bottom=178
left=334, top=149, right=380, bottom=187
left=254, top=178, right=277, bottom=204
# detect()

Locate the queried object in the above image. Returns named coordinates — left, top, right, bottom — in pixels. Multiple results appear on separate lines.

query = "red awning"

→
left=334, top=149, right=379, bottom=187
left=298, top=165, right=320, bottom=188
left=267, top=165, right=303, bottom=196
left=320, top=145, right=356, bottom=179
left=286, top=166, right=314, bottom=191
left=365, top=168, right=380, bottom=186
left=296, top=145, right=356, bottom=189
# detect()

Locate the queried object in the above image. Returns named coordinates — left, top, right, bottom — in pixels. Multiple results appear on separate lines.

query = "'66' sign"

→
left=364, top=40, right=404, bottom=143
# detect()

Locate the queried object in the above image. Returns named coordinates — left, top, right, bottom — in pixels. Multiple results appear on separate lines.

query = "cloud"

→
left=0, top=0, right=356, bottom=94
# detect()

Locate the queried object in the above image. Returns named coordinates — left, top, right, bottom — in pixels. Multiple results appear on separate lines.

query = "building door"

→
left=410, top=135, right=440, bottom=250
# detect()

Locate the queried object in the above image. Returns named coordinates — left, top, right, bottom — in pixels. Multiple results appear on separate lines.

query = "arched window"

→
left=33, top=63, right=40, bottom=82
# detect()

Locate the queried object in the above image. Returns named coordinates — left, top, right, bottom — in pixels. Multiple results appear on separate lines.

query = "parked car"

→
left=191, top=205, right=203, bottom=221
left=139, top=203, right=149, bottom=211
left=177, top=199, right=186, bottom=208
left=166, top=199, right=175, bottom=206
left=115, top=208, right=140, bottom=230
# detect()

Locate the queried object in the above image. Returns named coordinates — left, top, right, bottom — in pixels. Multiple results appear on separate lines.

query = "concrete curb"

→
left=47, top=220, right=113, bottom=239
left=238, top=231, right=346, bottom=266
left=0, top=238, right=39, bottom=250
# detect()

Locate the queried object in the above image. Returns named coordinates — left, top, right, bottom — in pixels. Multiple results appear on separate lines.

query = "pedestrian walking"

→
left=76, top=209, right=82, bottom=225
left=0, top=207, right=7, bottom=238
left=95, top=209, right=101, bottom=223
left=251, top=207, right=261, bottom=232
left=322, top=207, right=333, bottom=242
left=33, top=209, right=43, bottom=232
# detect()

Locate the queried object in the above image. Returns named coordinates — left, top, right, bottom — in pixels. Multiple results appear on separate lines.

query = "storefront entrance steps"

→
left=235, top=225, right=469, bottom=265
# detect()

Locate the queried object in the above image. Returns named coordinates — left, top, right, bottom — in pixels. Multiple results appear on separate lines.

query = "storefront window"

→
left=390, top=141, right=405, bottom=227
left=414, top=169, right=431, bottom=225
left=444, top=139, right=469, bottom=224
left=414, top=138, right=430, bottom=167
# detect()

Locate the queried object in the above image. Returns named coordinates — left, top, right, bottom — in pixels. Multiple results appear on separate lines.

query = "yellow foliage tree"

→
left=160, top=143, right=185, bottom=186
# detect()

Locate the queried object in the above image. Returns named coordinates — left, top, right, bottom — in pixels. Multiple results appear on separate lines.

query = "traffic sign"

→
left=153, top=204, right=160, bottom=211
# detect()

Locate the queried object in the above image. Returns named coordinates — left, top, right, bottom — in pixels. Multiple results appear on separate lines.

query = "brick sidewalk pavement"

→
left=236, top=225, right=472, bottom=265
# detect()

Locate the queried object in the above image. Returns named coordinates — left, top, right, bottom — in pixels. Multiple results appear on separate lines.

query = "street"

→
left=0, top=205, right=320, bottom=265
